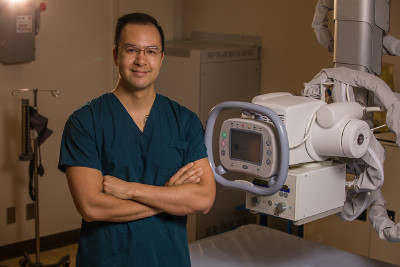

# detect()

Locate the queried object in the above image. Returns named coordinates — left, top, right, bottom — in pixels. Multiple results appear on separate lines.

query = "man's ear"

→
left=160, top=52, right=165, bottom=66
left=113, top=48, right=118, bottom=66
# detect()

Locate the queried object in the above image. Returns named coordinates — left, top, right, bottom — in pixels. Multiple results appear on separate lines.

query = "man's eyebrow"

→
left=122, top=43, right=160, bottom=49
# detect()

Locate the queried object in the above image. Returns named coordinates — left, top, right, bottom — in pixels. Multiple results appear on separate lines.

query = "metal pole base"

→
left=19, top=252, right=70, bottom=267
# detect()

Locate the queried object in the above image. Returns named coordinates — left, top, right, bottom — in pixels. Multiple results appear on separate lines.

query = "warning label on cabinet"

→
left=16, top=15, right=33, bottom=33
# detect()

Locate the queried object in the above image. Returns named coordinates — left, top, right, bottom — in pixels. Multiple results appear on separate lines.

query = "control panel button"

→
left=221, top=150, right=226, bottom=156
left=242, top=165, right=248, bottom=170
left=221, top=141, right=226, bottom=147
left=222, top=132, right=227, bottom=138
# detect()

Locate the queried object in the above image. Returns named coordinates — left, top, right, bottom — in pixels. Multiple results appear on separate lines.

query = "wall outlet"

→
left=387, top=210, right=395, bottom=222
left=6, top=207, right=16, bottom=224
left=355, top=210, right=367, bottom=222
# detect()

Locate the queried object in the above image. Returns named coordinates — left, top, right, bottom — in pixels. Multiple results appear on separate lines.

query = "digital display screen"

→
left=230, top=129, right=262, bottom=165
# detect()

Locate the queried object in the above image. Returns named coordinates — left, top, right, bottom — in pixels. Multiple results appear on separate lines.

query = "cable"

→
left=289, top=112, right=317, bottom=149
left=346, top=84, right=351, bottom=101
left=28, top=160, right=36, bottom=201
left=341, top=83, right=347, bottom=101
left=364, top=106, right=384, bottom=112
left=371, top=124, right=387, bottom=131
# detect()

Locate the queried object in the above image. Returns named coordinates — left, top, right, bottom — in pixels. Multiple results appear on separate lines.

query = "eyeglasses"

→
left=119, top=44, right=163, bottom=61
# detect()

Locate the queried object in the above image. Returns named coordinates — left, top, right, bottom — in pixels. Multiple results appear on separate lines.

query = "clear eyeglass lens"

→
left=122, top=46, right=161, bottom=60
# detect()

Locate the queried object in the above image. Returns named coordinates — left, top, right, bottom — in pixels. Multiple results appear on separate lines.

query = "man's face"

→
left=114, top=24, right=164, bottom=92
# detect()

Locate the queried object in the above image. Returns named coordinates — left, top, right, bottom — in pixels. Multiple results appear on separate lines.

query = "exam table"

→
left=189, top=224, right=398, bottom=267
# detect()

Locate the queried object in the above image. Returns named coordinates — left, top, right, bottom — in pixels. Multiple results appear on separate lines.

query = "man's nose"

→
left=134, top=50, right=147, bottom=64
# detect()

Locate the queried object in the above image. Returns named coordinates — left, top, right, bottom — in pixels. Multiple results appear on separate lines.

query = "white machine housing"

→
left=246, top=161, right=346, bottom=225
left=236, top=93, right=371, bottom=224
left=251, top=93, right=371, bottom=164
left=251, top=93, right=325, bottom=165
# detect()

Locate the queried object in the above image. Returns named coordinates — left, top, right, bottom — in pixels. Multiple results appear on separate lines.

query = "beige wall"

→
left=0, top=0, right=115, bottom=246
left=178, top=1, right=400, bottom=265
left=1, top=0, right=399, bottom=248
left=0, top=0, right=179, bottom=247
left=118, top=0, right=181, bottom=41
left=181, top=0, right=400, bottom=95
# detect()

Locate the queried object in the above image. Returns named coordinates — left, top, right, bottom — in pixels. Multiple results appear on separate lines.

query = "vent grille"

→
left=262, top=114, right=285, bottom=124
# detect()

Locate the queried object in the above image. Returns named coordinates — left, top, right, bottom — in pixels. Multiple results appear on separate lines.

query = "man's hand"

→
left=103, top=158, right=215, bottom=216
left=165, top=162, right=204, bottom=186
left=103, top=176, right=131, bottom=200
left=103, top=162, right=204, bottom=200
left=66, top=166, right=161, bottom=222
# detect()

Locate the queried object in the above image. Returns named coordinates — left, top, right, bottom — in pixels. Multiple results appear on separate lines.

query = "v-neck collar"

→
left=109, top=92, right=159, bottom=136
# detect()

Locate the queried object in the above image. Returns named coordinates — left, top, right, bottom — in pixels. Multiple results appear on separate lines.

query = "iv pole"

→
left=11, top=89, right=70, bottom=267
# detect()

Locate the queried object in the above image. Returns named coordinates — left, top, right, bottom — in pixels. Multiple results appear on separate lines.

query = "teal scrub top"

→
left=58, top=93, right=208, bottom=267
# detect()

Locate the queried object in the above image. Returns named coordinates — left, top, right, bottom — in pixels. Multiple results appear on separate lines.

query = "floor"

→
left=0, top=243, right=77, bottom=267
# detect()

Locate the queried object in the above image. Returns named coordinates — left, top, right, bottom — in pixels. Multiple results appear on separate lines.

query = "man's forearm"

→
left=82, top=192, right=162, bottom=222
left=66, top=166, right=161, bottom=223
left=128, top=182, right=214, bottom=215
left=103, top=159, right=216, bottom=216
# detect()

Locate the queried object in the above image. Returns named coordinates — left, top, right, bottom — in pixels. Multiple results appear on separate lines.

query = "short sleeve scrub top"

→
left=58, top=93, right=208, bottom=267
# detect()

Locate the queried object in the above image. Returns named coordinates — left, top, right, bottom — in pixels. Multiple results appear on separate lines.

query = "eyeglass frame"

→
left=117, top=44, right=164, bottom=61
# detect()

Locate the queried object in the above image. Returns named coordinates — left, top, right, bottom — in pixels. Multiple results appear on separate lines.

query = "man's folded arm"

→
left=66, top=166, right=161, bottom=222
left=103, top=158, right=216, bottom=216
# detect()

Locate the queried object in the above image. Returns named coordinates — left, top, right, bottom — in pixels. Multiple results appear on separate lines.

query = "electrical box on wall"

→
left=0, top=0, right=37, bottom=64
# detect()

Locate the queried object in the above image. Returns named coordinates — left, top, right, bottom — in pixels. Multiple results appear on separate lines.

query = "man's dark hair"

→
left=114, top=13, right=165, bottom=55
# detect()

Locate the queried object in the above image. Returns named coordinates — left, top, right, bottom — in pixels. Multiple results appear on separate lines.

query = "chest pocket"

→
left=159, top=140, right=189, bottom=179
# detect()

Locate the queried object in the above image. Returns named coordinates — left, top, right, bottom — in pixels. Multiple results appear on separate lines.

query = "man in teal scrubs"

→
left=58, top=13, right=216, bottom=266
